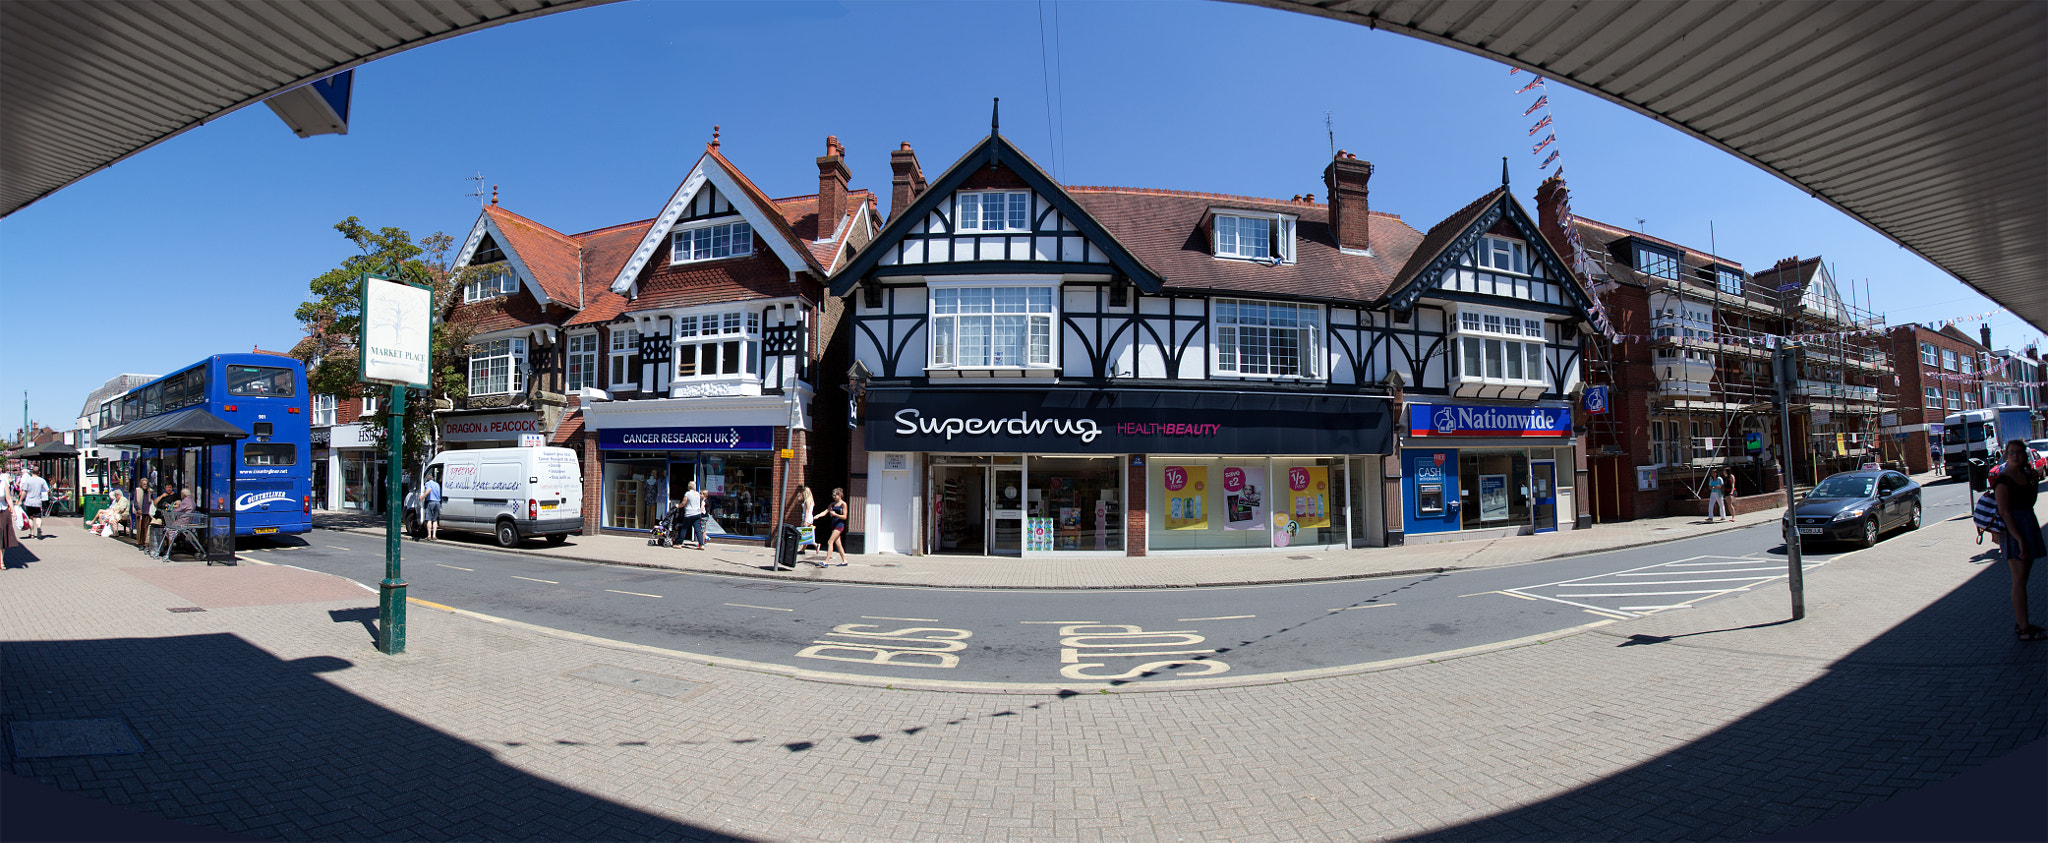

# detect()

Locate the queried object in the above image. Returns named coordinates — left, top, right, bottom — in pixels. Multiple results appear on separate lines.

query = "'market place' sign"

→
left=357, top=275, right=432, bottom=388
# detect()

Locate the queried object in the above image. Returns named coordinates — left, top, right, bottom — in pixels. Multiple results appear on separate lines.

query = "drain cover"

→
left=568, top=665, right=699, bottom=698
left=8, top=718, right=146, bottom=759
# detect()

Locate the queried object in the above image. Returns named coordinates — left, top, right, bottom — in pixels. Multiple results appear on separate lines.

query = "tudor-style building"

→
left=828, top=128, right=1597, bottom=558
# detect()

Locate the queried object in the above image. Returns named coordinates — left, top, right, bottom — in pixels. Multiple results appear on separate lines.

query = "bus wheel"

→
left=495, top=520, right=521, bottom=548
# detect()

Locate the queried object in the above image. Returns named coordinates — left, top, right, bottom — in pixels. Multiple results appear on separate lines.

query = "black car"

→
left=1783, top=469, right=1923, bottom=548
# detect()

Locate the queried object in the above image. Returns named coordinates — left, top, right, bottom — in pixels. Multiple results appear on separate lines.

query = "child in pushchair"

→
left=648, top=502, right=688, bottom=548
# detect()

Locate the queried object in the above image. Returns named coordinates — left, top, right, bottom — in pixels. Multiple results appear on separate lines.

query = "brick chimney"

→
left=1535, top=173, right=1571, bottom=264
left=1323, top=151, right=1374, bottom=253
left=1981, top=324, right=1993, bottom=350
left=817, top=136, right=850, bottom=241
left=890, top=142, right=927, bottom=222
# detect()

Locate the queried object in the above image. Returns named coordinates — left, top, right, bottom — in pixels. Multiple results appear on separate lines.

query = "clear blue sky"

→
left=2, top=0, right=2036, bottom=437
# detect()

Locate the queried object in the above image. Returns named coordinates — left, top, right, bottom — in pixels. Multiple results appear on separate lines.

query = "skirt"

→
left=0, top=509, right=19, bottom=550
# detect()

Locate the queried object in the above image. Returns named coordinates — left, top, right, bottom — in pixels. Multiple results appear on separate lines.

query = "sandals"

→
left=2017, top=624, right=2047, bottom=642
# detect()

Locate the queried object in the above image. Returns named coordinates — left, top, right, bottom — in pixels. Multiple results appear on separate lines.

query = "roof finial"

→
left=491, top=185, right=498, bottom=206
left=1502, top=157, right=1510, bottom=188
left=991, top=97, right=1000, bottom=135
left=709, top=124, right=720, bottom=151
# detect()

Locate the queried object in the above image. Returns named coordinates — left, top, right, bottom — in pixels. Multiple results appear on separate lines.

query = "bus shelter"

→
left=100, top=407, right=248, bottom=564
left=11, top=440, right=80, bottom=516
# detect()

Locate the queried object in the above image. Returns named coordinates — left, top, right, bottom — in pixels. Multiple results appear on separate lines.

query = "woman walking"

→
left=1992, top=439, right=2045, bottom=641
left=811, top=487, right=850, bottom=567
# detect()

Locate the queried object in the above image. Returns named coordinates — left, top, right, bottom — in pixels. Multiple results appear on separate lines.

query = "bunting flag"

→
left=1540, top=149, right=1561, bottom=168
left=1515, top=75, right=1545, bottom=95
left=1532, top=133, right=1557, bottom=155
left=1523, top=95, right=1549, bottom=117
left=1528, top=114, right=1553, bottom=135
left=1508, top=67, right=1521, bottom=75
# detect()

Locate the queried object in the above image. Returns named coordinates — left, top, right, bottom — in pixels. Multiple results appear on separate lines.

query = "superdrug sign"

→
left=865, top=388, right=1391, bottom=455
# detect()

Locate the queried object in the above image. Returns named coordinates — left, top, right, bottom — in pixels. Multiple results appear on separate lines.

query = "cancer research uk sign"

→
left=1408, top=403, right=1572, bottom=438
left=358, top=275, right=432, bottom=388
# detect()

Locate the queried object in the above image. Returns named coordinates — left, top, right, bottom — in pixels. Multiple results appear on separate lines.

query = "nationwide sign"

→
left=597, top=426, right=776, bottom=451
left=1408, top=403, right=1572, bottom=437
left=864, top=388, right=1391, bottom=455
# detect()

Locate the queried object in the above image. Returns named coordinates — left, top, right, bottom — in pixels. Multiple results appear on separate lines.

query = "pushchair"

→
left=648, top=504, right=687, bottom=548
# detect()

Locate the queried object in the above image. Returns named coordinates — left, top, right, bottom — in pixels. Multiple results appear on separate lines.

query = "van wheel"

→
left=545, top=533, right=567, bottom=545
left=495, top=521, right=521, bottom=548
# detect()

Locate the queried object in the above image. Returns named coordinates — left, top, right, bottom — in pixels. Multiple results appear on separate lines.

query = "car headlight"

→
left=1833, top=507, right=1866, bottom=521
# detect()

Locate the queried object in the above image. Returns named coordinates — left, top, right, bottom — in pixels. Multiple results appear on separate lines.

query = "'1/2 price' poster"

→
left=1162, top=465, right=1208, bottom=530
left=1288, top=466, right=1330, bottom=529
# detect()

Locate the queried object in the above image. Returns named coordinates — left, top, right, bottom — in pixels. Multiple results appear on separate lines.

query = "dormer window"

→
left=670, top=218, right=753, bottom=264
left=1716, top=266, right=1744, bottom=296
left=957, top=191, right=1029, bottom=233
left=1633, top=243, right=1678, bottom=279
left=463, top=268, right=518, bottom=303
left=1478, top=236, right=1527, bottom=274
left=1212, top=211, right=1296, bottom=263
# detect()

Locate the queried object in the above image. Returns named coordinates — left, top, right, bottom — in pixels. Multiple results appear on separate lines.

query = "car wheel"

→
left=1860, top=517, right=1880, bottom=548
left=495, top=520, right=520, bottom=548
left=545, top=533, right=567, bottom=545
left=1907, top=503, right=1923, bottom=532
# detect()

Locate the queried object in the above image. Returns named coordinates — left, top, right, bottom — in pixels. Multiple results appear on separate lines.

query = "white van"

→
left=407, top=446, right=583, bottom=547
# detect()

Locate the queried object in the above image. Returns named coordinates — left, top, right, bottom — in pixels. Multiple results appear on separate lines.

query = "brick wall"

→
left=1126, top=457, right=1147, bottom=556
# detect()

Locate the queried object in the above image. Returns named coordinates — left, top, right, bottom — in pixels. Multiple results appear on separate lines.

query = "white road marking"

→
left=1498, top=591, right=1537, bottom=600
left=863, top=616, right=939, bottom=622
left=1619, top=605, right=1696, bottom=611
left=1020, top=620, right=1097, bottom=624
left=1583, top=609, right=1630, bottom=619
left=437, top=564, right=473, bottom=572
left=327, top=546, right=352, bottom=551
left=726, top=603, right=793, bottom=612
left=606, top=589, right=661, bottom=598
left=1177, top=615, right=1254, bottom=622
left=1557, top=589, right=1739, bottom=597
left=1590, top=576, right=1781, bottom=585
left=1327, top=603, right=1395, bottom=612
left=511, top=576, right=558, bottom=584
left=1613, top=568, right=1778, bottom=577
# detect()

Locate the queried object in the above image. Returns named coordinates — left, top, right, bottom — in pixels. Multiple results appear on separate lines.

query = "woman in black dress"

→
left=814, top=487, right=850, bottom=567
left=1992, top=439, right=2045, bottom=641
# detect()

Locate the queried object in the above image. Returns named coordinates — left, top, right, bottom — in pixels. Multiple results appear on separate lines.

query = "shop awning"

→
left=11, top=441, right=79, bottom=458
left=98, top=407, right=250, bottom=448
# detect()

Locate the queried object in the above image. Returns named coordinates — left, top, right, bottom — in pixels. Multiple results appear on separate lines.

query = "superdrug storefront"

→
left=857, top=388, right=1392, bottom=558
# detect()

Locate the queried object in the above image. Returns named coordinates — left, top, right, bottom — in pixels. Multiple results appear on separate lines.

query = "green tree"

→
left=293, top=217, right=486, bottom=478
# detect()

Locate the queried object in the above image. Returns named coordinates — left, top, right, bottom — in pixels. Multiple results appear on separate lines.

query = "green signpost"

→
left=358, top=272, right=432, bottom=655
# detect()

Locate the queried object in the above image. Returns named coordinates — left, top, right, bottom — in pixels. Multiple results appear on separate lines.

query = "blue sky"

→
left=2, top=0, right=2036, bottom=436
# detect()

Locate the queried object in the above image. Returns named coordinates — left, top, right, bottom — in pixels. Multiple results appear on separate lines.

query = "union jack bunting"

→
left=1509, top=67, right=1521, bottom=75
left=1515, top=76, right=1545, bottom=95
left=1529, top=115, right=1553, bottom=135
left=1532, top=133, right=1557, bottom=155
left=1523, top=95, right=1549, bottom=116
left=1541, top=150, right=1561, bottom=168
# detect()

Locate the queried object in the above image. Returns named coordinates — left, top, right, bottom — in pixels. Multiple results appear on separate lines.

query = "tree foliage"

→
left=292, top=217, right=486, bottom=475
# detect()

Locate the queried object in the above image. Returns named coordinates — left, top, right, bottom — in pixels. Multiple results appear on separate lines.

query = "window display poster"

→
left=1222, top=466, right=1266, bottom=530
left=1478, top=474, right=1509, bottom=521
left=706, top=474, right=726, bottom=495
left=1287, top=466, right=1330, bottom=529
left=1162, top=465, right=1208, bottom=530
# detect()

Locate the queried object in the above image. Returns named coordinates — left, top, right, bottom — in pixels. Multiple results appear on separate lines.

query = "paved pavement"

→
left=3, top=474, right=2043, bottom=841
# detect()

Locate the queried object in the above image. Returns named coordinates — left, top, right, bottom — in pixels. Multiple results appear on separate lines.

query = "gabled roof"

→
left=828, top=133, right=1163, bottom=295
left=482, top=205, right=586, bottom=305
left=609, top=148, right=827, bottom=296
left=1383, top=186, right=1599, bottom=320
left=1067, top=187, right=1419, bottom=302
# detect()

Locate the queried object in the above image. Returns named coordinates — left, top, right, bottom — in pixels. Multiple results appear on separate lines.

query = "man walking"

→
left=17, top=466, right=50, bottom=540
left=421, top=469, right=443, bottom=542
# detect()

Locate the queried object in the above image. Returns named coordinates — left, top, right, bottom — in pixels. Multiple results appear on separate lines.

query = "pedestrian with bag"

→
left=810, top=487, right=850, bottom=567
left=1992, top=439, right=2045, bottom=641
left=16, top=465, right=49, bottom=539
left=681, top=479, right=707, bottom=550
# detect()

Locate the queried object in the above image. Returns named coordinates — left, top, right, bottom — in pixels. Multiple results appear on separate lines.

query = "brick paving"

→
left=3, top=472, right=2043, bottom=841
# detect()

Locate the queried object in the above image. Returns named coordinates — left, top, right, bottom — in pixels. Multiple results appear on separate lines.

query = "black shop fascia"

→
left=864, top=388, right=1393, bottom=455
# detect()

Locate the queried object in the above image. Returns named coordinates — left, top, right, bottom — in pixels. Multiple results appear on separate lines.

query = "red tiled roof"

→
left=708, top=148, right=827, bottom=278
left=1392, top=186, right=1508, bottom=292
left=484, top=206, right=584, bottom=304
left=1067, top=187, right=1421, bottom=302
left=450, top=289, right=551, bottom=335
left=550, top=409, right=583, bottom=446
left=250, top=346, right=293, bottom=357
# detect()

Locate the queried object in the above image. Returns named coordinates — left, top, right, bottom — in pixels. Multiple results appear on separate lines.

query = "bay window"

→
left=566, top=333, right=598, bottom=393
left=670, top=219, right=753, bottom=263
left=675, top=311, right=762, bottom=378
left=468, top=338, right=526, bottom=396
left=929, top=286, right=1055, bottom=369
left=1453, top=309, right=1548, bottom=387
left=311, top=394, right=336, bottom=426
left=1214, top=299, right=1319, bottom=378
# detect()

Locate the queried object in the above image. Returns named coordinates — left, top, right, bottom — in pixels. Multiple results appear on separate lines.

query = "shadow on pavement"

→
left=2, top=541, right=38, bottom=570
left=1399, top=555, right=2047, bottom=842
left=2, top=633, right=751, bottom=841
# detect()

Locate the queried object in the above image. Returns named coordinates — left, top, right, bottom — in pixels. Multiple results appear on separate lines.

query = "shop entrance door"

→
left=989, top=465, right=1024, bottom=556
left=932, top=465, right=988, bottom=554
left=1532, top=461, right=1558, bottom=533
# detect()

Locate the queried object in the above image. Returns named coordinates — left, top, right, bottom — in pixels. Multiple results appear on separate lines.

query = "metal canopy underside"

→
left=0, top=0, right=613, bottom=216
left=1246, top=0, right=2048, bottom=334
left=3, top=1, right=2042, bottom=334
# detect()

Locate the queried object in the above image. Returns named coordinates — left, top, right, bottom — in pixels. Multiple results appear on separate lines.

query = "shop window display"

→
left=1459, top=451, right=1531, bottom=529
left=604, top=459, right=664, bottom=530
left=701, top=453, right=772, bottom=536
left=1147, top=457, right=1345, bottom=551
left=1025, top=456, right=1121, bottom=552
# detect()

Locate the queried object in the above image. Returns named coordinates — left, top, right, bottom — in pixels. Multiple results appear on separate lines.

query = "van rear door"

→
left=537, top=449, right=581, bottom=520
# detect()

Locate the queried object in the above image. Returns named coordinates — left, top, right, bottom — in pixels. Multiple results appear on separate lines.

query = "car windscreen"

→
left=1811, top=476, right=1876, bottom=498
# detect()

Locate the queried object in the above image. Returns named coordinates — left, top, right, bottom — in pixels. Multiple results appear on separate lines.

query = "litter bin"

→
left=80, top=493, right=109, bottom=525
left=1968, top=458, right=1991, bottom=493
left=775, top=524, right=801, bottom=570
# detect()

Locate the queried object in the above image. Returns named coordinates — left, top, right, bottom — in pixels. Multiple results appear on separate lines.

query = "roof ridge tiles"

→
left=1066, top=184, right=1399, bottom=219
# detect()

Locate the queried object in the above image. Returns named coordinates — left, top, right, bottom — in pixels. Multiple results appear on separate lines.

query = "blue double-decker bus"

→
left=109, top=354, right=314, bottom=537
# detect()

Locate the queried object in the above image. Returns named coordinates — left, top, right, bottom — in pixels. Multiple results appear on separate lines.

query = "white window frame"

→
left=468, top=337, right=527, bottom=396
left=1635, top=244, right=1678, bottom=279
left=955, top=191, right=1031, bottom=233
left=1920, top=342, right=1938, bottom=367
left=1946, top=389, right=1961, bottom=410
left=1960, top=354, right=1974, bottom=375
left=1452, top=305, right=1549, bottom=388
left=360, top=393, right=380, bottom=416
left=669, top=217, right=754, bottom=264
left=566, top=332, right=598, bottom=393
left=463, top=267, right=520, bottom=303
left=1965, top=391, right=1980, bottom=410
left=1925, top=387, right=1942, bottom=409
left=311, top=394, right=336, bottom=426
left=1941, top=348, right=1958, bottom=371
left=1212, top=211, right=1297, bottom=263
left=1211, top=298, right=1323, bottom=380
left=1716, top=267, right=1743, bottom=296
left=1477, top=235, right=1528, bottom=274
left=608, top=329, right=639, bottom=389
left=673, top=310, right=764, bottom=379
left=926, top=283, right=1058, bottom=371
